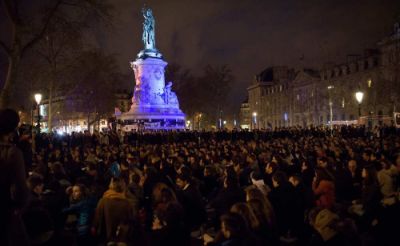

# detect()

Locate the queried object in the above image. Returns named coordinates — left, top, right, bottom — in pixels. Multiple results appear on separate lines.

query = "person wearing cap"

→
left=0, top=108, right=30, bottom=245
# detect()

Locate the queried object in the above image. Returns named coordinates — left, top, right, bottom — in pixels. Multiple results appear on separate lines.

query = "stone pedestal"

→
left=117, top=54, right=185, bottom=131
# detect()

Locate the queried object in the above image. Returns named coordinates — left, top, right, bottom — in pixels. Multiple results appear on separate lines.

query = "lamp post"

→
left=198, top=113, right=202, bottom=130
left=327, top=85, right=334, bottom=132
left=34, top=93, right=42, bottom=133
left=355, top=91, right=364, bottom=118
left=252, top=112, right=257, bottom=130
left=186, top=120, right=191, bottom=130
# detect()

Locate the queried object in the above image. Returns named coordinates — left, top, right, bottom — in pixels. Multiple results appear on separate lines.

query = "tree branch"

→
left=0, top=40, right=11, bottom=55
left=20, top=0, right=63, bottom=58
left=3, top=0, right=18, bottom=25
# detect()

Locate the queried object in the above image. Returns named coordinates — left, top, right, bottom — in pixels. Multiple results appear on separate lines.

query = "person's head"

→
left=152, top=182, right=170, bottom=203
left=289, top=175, right=302, bottom=187
left=250, top=171, right=262, bottom=183
left=265, top=162, right=278, bottom=174
left=362, top=165, right=378, bottom=185
left=309, top=208, right=339, bottom=242
left=159, top=187, right=177, bottom=204
left=176, top=172, right=191, bottom=189
left=0, top=108, right=20, bottom=140
left=380, top=159, right=392, bottom=170
left=220, top=212, right=248, bottom=239
left=362, top=149, right=372, bottom=161
left=204, top=165, right=216, bottom=177
left=348, top=159, right=357, bottom=172
left=230, top=203, right=260, bottom=229
left=27, top=174, right=44, bottom=195
left=72, top=184, right=88, bottom=201
left=129, top=171, right=141, bottom=185
left=272, top=171, right=287, bottom=188
left=317, top=156, right=328, bottom=168
left=301, top=160, right=310, bottom=171
left=245, top=185, right=264, bottom=202
left=224, top=172, right=239, bottom=189
left=109, top=177, right=126, bottom=193
left=246, top=198, right=274, bottom=227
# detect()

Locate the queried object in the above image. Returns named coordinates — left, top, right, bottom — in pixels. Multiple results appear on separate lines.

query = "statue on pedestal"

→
left=163, top=82, right=179, bottom=107
left=142, top=7, right=155, bottom=50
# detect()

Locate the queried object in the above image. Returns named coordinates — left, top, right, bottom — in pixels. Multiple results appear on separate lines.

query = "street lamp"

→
left=327, top=85, right=334, bottom=132
left=355, top=91, right=364, bottom=118
left=252, top=112, right=257, bottom=130
left=198, top=113, right=202, bottom=130
left=34, top=93, right=42, bottom=133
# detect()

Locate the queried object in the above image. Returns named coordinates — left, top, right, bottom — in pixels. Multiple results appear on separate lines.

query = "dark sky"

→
left=1, top=0, right=400, bottom=112
left=95, top=0, right=400, bottom=111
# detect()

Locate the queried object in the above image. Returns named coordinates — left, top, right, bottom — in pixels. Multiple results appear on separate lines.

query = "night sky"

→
left=1, top=0, right=400, bottom=112
left=94, top=0, right=400, bottom=111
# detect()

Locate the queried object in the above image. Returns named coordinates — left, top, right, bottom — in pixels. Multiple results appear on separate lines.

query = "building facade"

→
left=247, top=22, right=400, bottom=128
left=239, top=98, right=251, bottom=129
left=34, top=90, right=131, bottom=133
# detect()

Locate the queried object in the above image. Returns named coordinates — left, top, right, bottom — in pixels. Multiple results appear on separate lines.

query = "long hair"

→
left=247, top=198, right=274, bottom=228
left=231, top=202, right=260, bottom=230
left=245, top=185, right=274, bottom=213
left=363, top=165, right=378, bottom=186
left=152, top=182, right=170, bottom=205
left=315, top=167, right=335, bottom=186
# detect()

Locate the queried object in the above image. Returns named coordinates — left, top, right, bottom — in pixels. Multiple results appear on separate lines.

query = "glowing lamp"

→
left=34, top=93, right=42, bottom=105
left=355, top=91, right=364, bottom=104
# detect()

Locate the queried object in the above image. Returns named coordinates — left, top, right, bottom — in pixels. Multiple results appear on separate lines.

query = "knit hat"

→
left=0, top=108, right=20, bottom=135
left=314, top=209, right=339, bottom=241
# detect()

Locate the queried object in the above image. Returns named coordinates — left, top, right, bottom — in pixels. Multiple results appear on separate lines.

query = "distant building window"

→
left=320, top=115, right=323, bottom=123
left=373, top=58, right=378, bottom=67
left=368, top=79, right=372, bottom=88
left=341, top=114, right=345, bottom=120
left=297, top=94, right=300, bottom=100
left=342, top=98, right=345, bottom=108
left=280, top=85, right=282, bottom=92
left=350, top=114, right=355, bottom=120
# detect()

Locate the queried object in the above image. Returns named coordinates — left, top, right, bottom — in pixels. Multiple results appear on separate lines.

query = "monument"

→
left=117, top=7, right=185, bottom=131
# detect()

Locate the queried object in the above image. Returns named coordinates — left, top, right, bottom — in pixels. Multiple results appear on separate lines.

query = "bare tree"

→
left=66, top=49, right=122, bottom=131
left=0, top=0, right=113, bottom=108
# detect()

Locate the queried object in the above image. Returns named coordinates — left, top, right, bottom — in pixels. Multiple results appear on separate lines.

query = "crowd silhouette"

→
left=1, top=108, right=400, bottom=246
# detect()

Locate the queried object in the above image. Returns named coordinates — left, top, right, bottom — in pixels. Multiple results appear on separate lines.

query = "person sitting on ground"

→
left=313, top=167, right=336, bottom=209
left=63, top=184, right=97, bottom=245
left=93, top=178, right=135, bottom=244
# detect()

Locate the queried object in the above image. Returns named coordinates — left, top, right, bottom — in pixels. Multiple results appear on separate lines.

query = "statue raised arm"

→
left=142, top=7, right=156, bottom=50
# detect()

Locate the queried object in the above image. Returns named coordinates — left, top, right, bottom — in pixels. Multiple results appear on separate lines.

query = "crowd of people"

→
left=1, top=108, right=400, bottom=246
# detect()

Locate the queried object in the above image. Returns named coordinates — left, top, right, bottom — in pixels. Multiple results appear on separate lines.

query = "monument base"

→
left=117, top=109, right=185, bottom=131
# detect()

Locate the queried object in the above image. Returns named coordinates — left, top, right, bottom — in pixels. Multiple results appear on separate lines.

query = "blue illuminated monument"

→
left=117, top=7, right=185, bottom=130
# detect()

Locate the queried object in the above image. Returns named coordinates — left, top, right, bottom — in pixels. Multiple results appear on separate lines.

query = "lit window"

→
left=342, top=98, right=345, bottom=108
left=297, top=94, right=300, bottom=100
left=368, top=79, right=372, bottom=88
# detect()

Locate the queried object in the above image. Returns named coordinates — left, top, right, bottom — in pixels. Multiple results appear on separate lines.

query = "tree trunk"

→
left=48, top=83, right=53, bottom=131
left=0, top=52, right=20, bottom=108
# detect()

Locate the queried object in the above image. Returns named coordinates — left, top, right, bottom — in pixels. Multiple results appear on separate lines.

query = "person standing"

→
left=0, top=109, right=30, bottom=245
